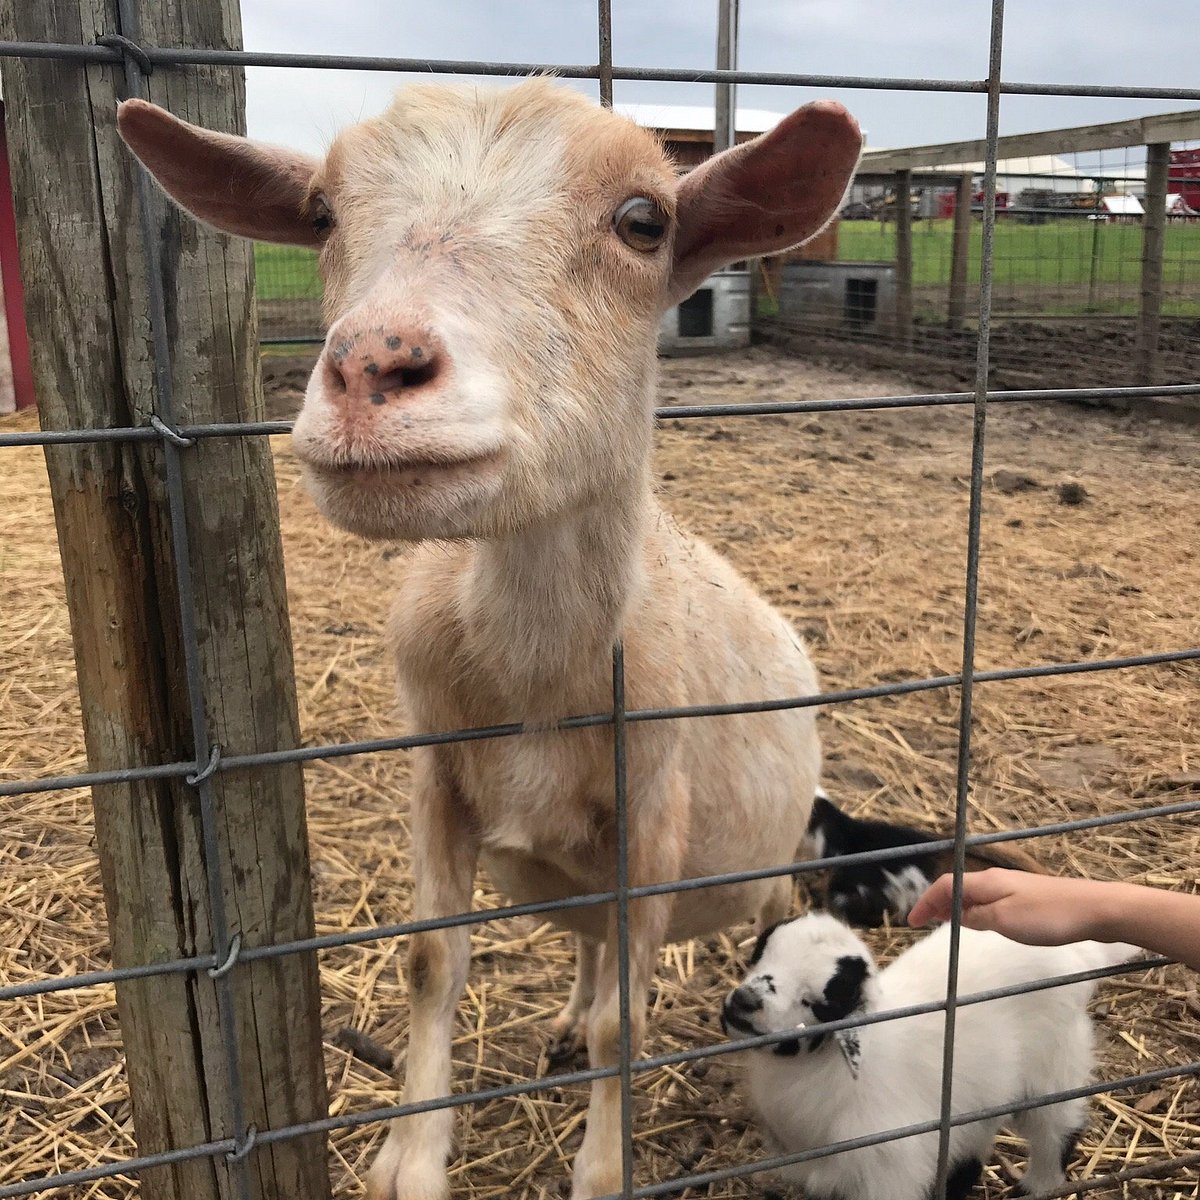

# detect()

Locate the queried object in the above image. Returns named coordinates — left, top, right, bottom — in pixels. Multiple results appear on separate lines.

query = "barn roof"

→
left=616, top=103, right=786, bottom=135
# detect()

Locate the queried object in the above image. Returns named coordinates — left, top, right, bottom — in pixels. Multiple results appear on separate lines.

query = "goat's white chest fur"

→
left=723, top=914, right=1138, bottom=1200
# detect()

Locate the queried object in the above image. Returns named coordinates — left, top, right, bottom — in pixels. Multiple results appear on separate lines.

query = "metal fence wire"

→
left=1, top=1, right=1199, bottom=1198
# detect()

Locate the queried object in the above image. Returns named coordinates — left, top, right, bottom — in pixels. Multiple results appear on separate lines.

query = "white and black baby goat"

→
left=721, top=912, right=1137, bottom=1200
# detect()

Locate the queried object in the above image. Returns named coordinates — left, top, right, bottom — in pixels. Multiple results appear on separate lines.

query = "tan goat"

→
left=118, top=80, right=862, bottom=1200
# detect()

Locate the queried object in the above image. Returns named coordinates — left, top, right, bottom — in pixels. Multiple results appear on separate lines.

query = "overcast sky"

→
left=241, top=0, right=1198, bottom=158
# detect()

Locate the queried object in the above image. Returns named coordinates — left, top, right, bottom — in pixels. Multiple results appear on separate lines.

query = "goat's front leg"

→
left=570, top=775, right=685, bottom=1200
left=367, top=751, right=478, bottom=1200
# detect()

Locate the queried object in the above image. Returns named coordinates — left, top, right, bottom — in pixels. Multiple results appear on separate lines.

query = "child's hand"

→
left=910, top=867, right=1199, bottom=969
left=907, top=869, right=1116, bottom=946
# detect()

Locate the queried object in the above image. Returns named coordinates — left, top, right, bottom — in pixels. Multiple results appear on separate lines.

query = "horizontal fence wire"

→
left=3, top=38, right=1200, bottom=100
left=0, top=955, right=1186, bottom=1199
left=3, top=646, right=1198, bottom=799
left=2, top=10, right=1198, bottom=1200
left=2, top=1037, right=1195, bottom=1199
left=5, top=794, right=1200, bottom=1004
left=6, top=382, right=1200, bottom=448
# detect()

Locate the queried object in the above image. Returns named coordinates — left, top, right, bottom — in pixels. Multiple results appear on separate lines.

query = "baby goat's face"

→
left=722, top=914, right=874, bottom=1055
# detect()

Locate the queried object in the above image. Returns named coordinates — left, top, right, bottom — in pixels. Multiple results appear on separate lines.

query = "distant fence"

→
left=254, top=127, right=1200, bottom=399
left=759, top=117, right=1200, bottom=395
left=256, top=243, right=323, bottom=345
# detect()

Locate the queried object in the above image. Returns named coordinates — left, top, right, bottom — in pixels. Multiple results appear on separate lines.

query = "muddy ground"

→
left=760, top=316, right=1200, bottom=406
left=2, top=345, right=1198, bottom=1198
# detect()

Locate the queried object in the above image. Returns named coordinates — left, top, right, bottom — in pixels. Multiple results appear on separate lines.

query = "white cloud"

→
left=240, top=0, right=1198, bottom=157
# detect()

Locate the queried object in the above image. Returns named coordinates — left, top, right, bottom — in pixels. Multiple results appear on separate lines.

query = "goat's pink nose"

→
left=321, top=326, right=444, bottom=405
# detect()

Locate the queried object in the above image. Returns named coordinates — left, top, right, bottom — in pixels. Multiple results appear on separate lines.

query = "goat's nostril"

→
left=322, top=353, right=349, bottom=395
left=729, top=986, right=762, bottom=1014
left=377, top=360, right=440, bottom=394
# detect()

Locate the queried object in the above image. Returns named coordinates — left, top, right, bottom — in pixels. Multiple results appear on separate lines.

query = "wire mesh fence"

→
left=759, top=121, right=1200, bottom=398
left=1, top=2, right=1199, bottom=1199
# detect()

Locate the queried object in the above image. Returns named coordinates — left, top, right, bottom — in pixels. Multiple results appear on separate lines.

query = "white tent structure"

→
left=1099, top=194, right=1144, bottom=216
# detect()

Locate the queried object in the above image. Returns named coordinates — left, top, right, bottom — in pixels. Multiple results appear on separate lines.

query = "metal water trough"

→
left=778, top=260, right=898, bottom=333
left=658, top=267, right=751, bottom=356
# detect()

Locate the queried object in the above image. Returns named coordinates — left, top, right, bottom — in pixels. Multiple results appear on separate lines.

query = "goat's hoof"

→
left=365, top=1152, right=450, bottom=1200
left=546, top=1014, right=588, bottom=1064
left=570, top=1161, right=622, bottom=1200
left=547, top=1029, right=587, bottom=1064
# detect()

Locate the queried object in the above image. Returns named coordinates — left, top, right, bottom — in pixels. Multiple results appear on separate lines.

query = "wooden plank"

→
left=1137, top=142, right=1170, bottom=386
left=0, top=3, right=330, bottom=1198
left=894, top=170, right=914, bottom=348
left=858, top=108, right=1200, bottom=174
left=947, top=174, right=973, bottom=330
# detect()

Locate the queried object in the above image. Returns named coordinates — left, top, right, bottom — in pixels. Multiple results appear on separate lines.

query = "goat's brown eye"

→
left=613, top=197, right=667, bottom=251
left=311, top=193, right=335, bottom=239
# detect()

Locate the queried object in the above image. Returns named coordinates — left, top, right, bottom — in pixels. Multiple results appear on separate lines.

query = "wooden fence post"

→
left=894, top=168, right=914, bottom=348
left=1137, top=142, right=1170, bottom=386
left=947, top=173, right=974, bottom=331
left=0, top=3, right=331, bottom=1199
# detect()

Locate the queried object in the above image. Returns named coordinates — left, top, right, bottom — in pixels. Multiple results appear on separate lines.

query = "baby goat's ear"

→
left=117, top=99, right=324, bottom=246
left=748, top=917, right=790, bottom=967
left=809, top=953, right=871, bottom=1049
left=668, top=100, right=861, bottom=305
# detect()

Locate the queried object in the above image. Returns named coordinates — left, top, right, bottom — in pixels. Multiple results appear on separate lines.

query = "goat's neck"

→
left=465, top=467, right=651, bottom=717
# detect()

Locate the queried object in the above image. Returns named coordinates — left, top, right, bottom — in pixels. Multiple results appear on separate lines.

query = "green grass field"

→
left=254, top=243, right=323, bottom=301
left=253, top=220, right=1200, bottom=318
left=837, top=217, right=1200, bottom=315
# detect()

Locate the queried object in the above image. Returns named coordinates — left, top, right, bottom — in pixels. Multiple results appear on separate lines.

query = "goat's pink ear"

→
left=668, top=101, right=862, bottom=304
left=117, top=99, right=323, bottom=247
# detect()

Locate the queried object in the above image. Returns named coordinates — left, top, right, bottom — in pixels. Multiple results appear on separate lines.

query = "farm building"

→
left=0, top=94, right=34, bottom=413
left=616, top=102, right=789, bottom=167
left=1170, top=146, right=1200, bottom=211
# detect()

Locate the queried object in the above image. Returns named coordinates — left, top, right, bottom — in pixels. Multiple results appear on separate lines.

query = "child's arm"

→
left=908, top=868, right=1200, bottom=970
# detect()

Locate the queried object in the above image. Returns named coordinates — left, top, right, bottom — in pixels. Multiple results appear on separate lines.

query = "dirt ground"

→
left=2, top=345, right=1199, bottom=1199
left=761, top=316, right=1200, bottom=402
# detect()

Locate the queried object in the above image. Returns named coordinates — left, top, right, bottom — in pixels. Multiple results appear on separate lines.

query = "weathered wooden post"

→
left=894, top=168, right=914, bottom=348
left=1137, top=142, right=1170, bottom=386
left=0, top=2, right=330, bottom=1199
left=947, top=173, right=974, bottom=331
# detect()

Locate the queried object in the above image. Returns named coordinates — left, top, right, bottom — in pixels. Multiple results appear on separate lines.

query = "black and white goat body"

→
left=806, top=791, right=1046, bottom=927
left=721, top=912, right=1137, bottom=1200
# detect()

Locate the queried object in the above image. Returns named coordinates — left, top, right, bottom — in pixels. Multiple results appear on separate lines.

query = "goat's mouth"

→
left=720, top=1004, right=762, bottom=1038
left=295, top=442, right=509, bottom=541
left=301, top=447, right=505, bottom=484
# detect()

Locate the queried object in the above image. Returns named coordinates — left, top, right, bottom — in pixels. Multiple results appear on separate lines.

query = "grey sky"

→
left=241, top=1, right=1198, bottom=157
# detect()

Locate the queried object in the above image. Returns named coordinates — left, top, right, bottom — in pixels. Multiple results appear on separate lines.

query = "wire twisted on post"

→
left=149, top=413, right=196, bottom=448
left=186, top=743, right=222, bottom=787
left=94, top=32, right=154, bottom=76
left=208, top=932, right=243, bottom=980
left=225, top=1125, right=258, bottom=1165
